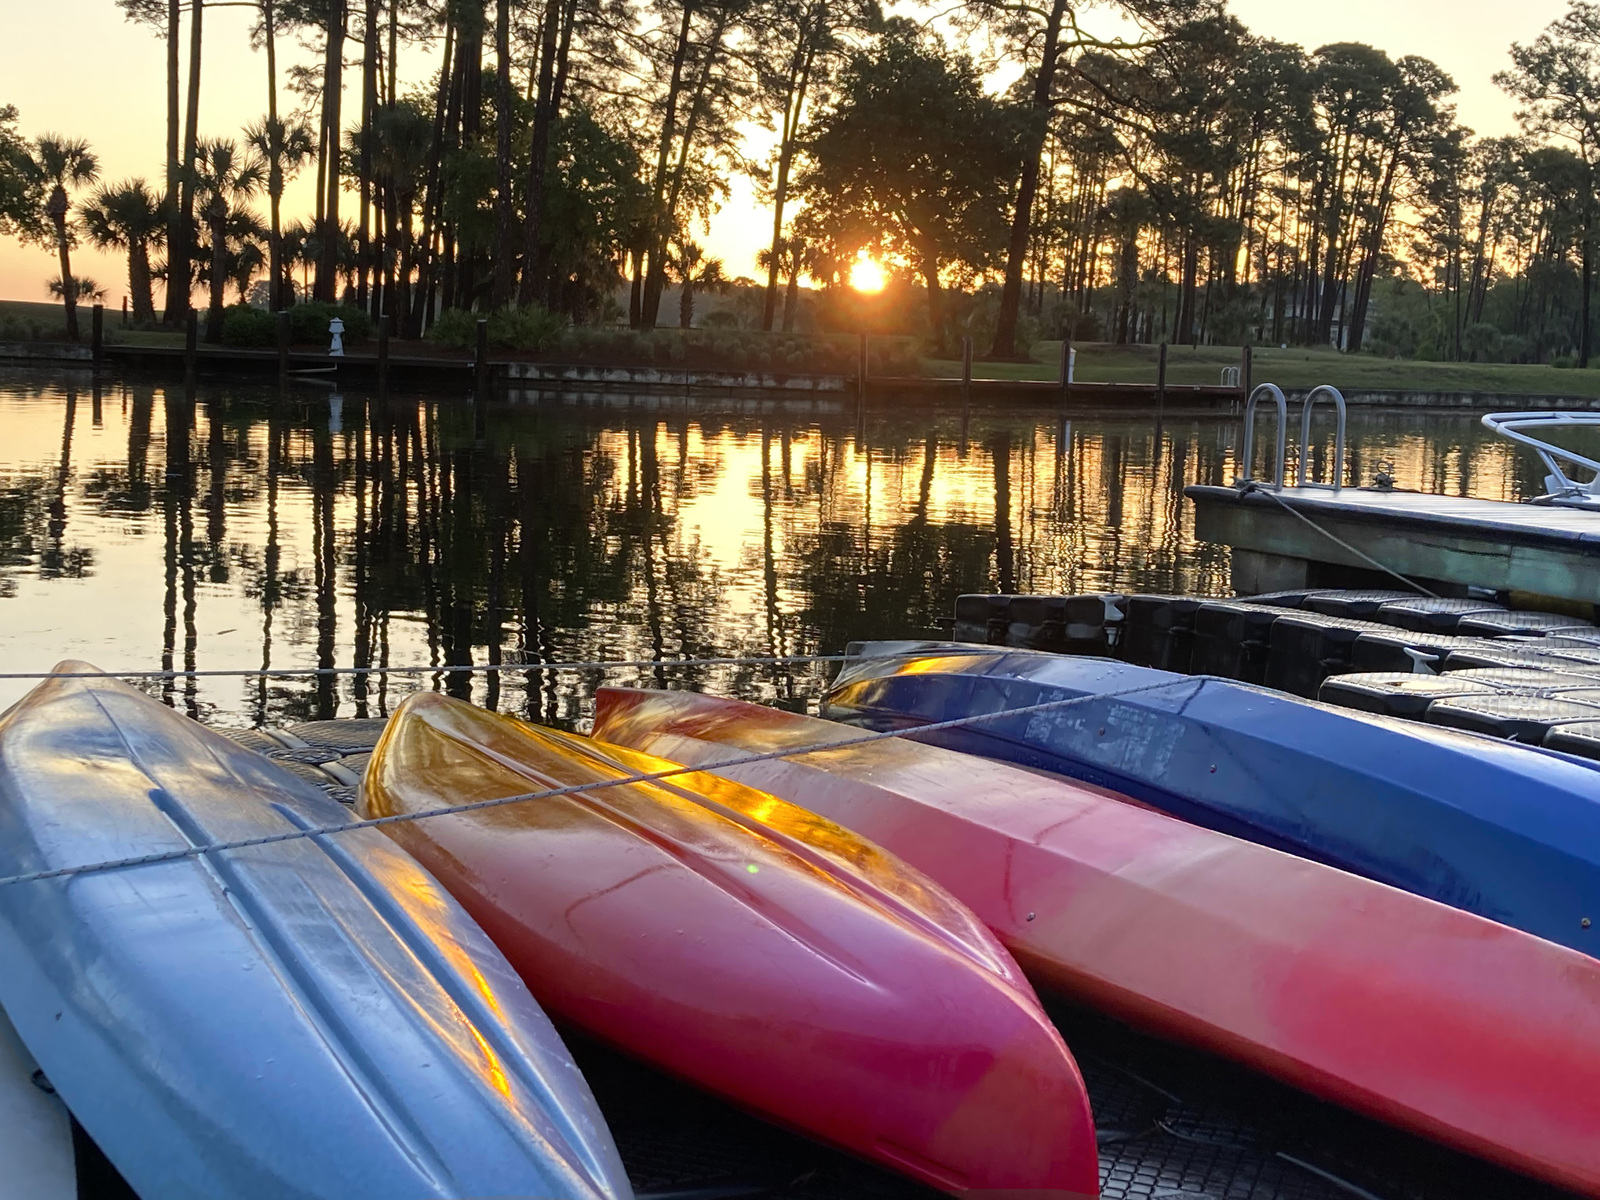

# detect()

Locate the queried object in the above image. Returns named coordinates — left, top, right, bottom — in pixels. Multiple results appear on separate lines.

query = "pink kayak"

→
left=593, top=686, right=1600, bottom=1197
left=363, top=692, right=1100, bottom=1197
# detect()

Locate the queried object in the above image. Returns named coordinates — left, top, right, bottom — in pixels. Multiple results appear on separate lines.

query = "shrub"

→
left=426, top=307, right=479, bottom=349
left=220, top=304, right=276, bottom=348
left=426, top=306, right=568, bottom=352
left=288, top=301, right=371, bottom=346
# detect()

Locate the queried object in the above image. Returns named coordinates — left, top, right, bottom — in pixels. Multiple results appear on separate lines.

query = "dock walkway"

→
left=1188, top=482, right=1600, bottom=601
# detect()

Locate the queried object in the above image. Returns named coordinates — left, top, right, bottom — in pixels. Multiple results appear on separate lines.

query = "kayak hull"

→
left=0, top=665, right=630, bottom=1200
left=361, top=692, right=1099, bottom=1199
left=823, top=643, right=1600, bottom=956
left=593, top=686, right=1600, bottom=1198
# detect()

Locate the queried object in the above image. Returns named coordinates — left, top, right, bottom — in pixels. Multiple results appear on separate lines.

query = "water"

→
left=0, top=369, right=1546, bottom=726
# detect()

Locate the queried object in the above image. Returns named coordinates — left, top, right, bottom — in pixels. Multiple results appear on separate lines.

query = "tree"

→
left=666, top=239, right=725, bottom=328
left=48, top=275, right=107, bottom=303
left=245, top=115, right=315, bottom=313
left=796, top=20, right=1021, bottom=352
left=751, top=0, right=879, bottom=331
left=193, top=138, right=266, bottom=341
left=0, top=106, right=35, bottom=238
left=756, top=233, right=815, bottom=330
left=117, top=0, right=187, bottom=323
left=81, top=179, right=167, bottom=323
left=30, top=136, right=100, bottom=340
left=1499, top=0, right=1600, bottom=365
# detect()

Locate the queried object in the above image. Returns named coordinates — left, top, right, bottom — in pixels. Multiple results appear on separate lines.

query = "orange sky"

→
left=0, top=0, right=1573, bottom=310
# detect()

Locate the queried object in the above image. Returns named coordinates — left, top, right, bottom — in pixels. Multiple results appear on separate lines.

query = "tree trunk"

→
left=762, top=24, right=816, bottom=332
left=360, top=0, right=378, bottom=309
left=490, top=0, right=516, bottom=308
left=409, top=10, right=455, bottom=336
left=163, top=0, right=183, bottom=322
left=782, top=266, right=800, bottom=332
left=515, top=0, right=565, bottom=307
left=174, top=0, right=203, bottom=323
left=646, top=12, right=730, bottom=327
left=921, top=253, right=946, bottom=355
left=531, top=0, right=581, bottom=302
left=131, top=241, right=155, bottom=321
left=316, top=0, right=346, bottom=303
left=990, top=0, right=1068, bottom=360
left=52, top=198, right=79, bottom=341
left=206, top=200, right=227, bottom=342
left=639, top=3, right=696, bottom=331
left=454, top=12, right=483, bottom=308
left=679, top=278, right=694, bottom=329
left=263, top=0, right=283, bottom=311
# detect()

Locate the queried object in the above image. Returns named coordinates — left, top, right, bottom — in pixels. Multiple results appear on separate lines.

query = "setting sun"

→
left=849, top=256, right=887, bottom=293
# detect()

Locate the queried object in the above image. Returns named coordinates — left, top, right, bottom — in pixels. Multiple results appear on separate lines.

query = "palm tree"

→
left=33, top=136, right=100, bottom=340
left=193, top=138, right=265, bottom=341
left=81, top=179, right=167, bottom=323
left=756, top=235, right=816, bottom=333
left=282, top=218, right=314, bottom=302
left=667, top=240, right=726, bottom=330
left=48, top=275, right=106, bottom=303
left=223, top=208, right=269, bottom=302
left=244, top=114, right=314, bottom=311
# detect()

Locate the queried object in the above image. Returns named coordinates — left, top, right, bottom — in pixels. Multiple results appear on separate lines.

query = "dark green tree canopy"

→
left=796, top=19, right=1022, bottom=349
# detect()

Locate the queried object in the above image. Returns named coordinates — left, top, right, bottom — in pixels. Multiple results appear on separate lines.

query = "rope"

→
left=1244, top=484, right=1439, bottom=599
left=0, top=672, right=1206, bottom=891
left=0, top=652, right=922, bottom=683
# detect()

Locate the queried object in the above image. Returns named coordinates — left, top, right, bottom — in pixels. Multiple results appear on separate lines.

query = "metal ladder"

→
left=1238, top=383, right=1347, bottom=491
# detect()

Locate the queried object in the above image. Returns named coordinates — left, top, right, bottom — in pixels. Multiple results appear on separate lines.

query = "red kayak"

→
left=594, top=686, right=1600, bottom=1197
left=362, top=692, right=1099, bottom=1198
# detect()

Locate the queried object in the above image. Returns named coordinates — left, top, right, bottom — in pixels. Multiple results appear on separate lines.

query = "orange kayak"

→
left=593, top=686, right=1600, bottom=1198
left=361, top=692, right=1100, bottom=1198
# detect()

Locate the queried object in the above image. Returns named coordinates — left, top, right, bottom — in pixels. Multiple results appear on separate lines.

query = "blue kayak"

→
left=826, top=642, right=1600, bottom=957
left=0, top=664, right=632, bottom=1200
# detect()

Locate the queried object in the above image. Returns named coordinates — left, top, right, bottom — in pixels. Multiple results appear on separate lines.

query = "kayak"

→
left=823, top=642, right=1600, bottom=957
left=592, top=685, right=1600, bottom=1196
left=0, top=664, right=631, bottom=1200
left=361, top=691, right=1099, bottom=1199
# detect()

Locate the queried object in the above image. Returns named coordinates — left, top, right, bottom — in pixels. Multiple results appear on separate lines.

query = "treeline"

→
left=7, top=0, right=1600, bottom=366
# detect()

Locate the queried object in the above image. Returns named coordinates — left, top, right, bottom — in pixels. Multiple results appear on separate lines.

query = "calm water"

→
left=0, top=369, right=1545, bottom=726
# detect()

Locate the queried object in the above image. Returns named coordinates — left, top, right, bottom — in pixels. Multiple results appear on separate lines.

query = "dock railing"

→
left=1297, top=385, right=1347, bottom=491
left=1238, top=383, right=1287, bottom=489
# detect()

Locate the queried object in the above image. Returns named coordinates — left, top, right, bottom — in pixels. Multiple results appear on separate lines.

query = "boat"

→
left=360, top=691, right=1100, bottom=1199
left=0, top=663, right=632, bottom=1200
left=819, top=642, right=1600, bottom=958
left=591, top=685, right=1600, bottom=1196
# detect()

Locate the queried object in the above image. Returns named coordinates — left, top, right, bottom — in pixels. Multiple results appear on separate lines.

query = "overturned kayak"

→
left=0, top=664, right=631, bottom=1200
left=823, top=642, right=1600, bottom=957
left=593, top=685, right=1600, bottom=1196
left=362, top=691, right=1099, bottom=1199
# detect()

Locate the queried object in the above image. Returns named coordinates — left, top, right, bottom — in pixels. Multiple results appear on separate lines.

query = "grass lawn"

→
left=925, top=341, right=1600, bottom=399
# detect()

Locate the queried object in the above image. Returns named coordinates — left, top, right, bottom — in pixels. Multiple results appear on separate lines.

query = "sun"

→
left=849, top=256, right=887, bottom=293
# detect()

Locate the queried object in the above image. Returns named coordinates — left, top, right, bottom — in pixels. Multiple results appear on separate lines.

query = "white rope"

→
left=0, top=652, right=961, bottom=683
left=0, top=672, right=1207, bottom=891
left=1245, top=484, right=1440, bottom=599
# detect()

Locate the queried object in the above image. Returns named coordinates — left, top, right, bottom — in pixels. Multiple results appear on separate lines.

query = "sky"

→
left=0, top=0, right=1579, bottom=310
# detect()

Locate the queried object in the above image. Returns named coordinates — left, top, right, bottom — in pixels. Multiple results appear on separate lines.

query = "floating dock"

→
left=1187, top=483, right=1600, bottom=603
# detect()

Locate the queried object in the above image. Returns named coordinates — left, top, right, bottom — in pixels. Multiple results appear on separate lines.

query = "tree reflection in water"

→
left=0, top=371, right=1550, bottom=726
